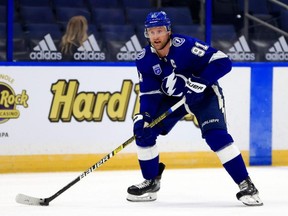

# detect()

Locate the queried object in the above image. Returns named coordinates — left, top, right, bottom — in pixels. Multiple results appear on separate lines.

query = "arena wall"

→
left=0, top=63, right=287, bottom=173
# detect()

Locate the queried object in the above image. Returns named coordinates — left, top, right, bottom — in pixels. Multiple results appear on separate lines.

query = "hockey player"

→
left=127, top=11, right=263, bottom=206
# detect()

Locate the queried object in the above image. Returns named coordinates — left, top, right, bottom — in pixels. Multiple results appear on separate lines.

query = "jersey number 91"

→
left=191, top=42, right=208, bottom=57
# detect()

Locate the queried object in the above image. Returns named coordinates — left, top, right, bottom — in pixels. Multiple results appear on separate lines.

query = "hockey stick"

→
left=15, top=97, right=185, bottom=206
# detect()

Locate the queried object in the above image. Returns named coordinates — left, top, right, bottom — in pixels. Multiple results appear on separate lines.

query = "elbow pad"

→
left=201, top=56, right=232, bottom=84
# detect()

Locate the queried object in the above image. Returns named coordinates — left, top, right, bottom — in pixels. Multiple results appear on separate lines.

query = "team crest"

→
left=172, top=37, right=185, bottom=47
left=152, top=64, right=162, bottom=75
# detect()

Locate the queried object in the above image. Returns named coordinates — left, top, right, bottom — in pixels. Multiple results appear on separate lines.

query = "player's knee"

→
left=204, top=129, right=241, bottom=164
left=135, top=127, right=159, bottom=148
left=204, top=129, right=234, bottom=152
left=135, top=133, right=157, bottom=148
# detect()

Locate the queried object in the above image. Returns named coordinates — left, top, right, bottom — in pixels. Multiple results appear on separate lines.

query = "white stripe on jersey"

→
left=208, top=51, right=228, bottom=63
left=140, top=90, right=163, bottom=97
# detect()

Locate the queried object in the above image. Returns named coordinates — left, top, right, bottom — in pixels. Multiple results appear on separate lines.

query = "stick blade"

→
left=16, top=194, right=49, bottom=206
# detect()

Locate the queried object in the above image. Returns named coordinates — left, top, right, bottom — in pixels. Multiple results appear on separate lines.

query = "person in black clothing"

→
left=60, top=15, right=88, bottom=61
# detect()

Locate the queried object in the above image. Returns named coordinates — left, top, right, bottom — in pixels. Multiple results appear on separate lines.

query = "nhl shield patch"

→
left=152, top=64, right=162, bottom=75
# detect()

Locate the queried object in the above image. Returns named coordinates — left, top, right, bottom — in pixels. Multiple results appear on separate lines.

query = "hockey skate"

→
left=236, top=177, right=263, bottom=206
left=127, top=162, right=165, bottom=202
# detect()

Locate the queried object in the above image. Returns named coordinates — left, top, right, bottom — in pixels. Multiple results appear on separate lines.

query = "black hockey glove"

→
left=184, top=76, right=208, bottom=106
left=133, top=112, right=157, bottom=147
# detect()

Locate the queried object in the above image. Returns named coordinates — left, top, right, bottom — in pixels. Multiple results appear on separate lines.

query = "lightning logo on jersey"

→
left=161, top=73, right=186, bottom=97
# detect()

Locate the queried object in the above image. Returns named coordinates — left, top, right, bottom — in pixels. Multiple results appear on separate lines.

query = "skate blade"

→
left=239, top=194, right=263, bottom=206
left=126, top=192, right=157, bottom=202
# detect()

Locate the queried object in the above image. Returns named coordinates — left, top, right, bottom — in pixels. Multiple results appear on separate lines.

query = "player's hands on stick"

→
left=133, top=112, right=157, bottom=146
left=184, top=76, right=208, bottom=105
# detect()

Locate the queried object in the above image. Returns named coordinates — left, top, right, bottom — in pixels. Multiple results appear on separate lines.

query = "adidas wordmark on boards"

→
left=265, top=36, right=288, bottom=61
left=74, top=35, right=105, bottom=60
left=116, top=35, right=143, bottom=61
left=227, top=36, right=255, bottom=61
left=29, top=34, right=62, bottom=60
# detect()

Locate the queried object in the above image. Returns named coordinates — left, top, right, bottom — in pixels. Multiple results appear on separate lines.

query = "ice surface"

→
left=1, top=167, right=288, bottom=216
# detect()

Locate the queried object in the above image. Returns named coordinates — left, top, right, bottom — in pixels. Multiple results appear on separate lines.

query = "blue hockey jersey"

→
left=136, top=33, right=232, bottom=117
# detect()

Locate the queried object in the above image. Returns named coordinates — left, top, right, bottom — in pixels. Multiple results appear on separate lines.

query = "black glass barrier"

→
left=1, top=0, right=288, bottom=62
left=0, top=3, right=6, bottom=61
left=9, top=27, right=288, bottom=62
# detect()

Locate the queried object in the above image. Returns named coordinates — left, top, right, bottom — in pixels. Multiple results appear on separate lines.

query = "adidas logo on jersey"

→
left=74, top=35, right=105, bottom=60
left=265, top=36, right=288, bottom=61
left=227, top=36, right=255, bottom=61
left=117, top=35, right=143, bottom=61
left=29, top=34, right=62, bottom=60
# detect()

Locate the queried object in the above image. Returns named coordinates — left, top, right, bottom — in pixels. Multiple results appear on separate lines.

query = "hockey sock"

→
left=139, top=156, right=159, bottom=180
left=223, top=154, right=248, bottom=184
left=204, top=130, right=248, bottom=184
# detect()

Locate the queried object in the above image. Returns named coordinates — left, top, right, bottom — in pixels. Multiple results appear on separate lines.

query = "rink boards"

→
left=0, top=63, right=287, bottom=172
